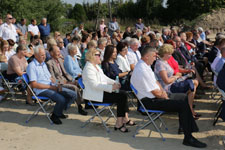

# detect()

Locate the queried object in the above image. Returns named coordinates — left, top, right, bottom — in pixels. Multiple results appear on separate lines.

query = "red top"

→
left=185, top=43, right=192, bottom=51
left=167, top=56, right=179, bottom=75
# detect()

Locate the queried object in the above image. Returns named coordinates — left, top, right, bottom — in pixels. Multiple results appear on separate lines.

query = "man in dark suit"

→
left=208, top=38, right=225, bottom=63
left=46, top=45, right=87, bottom=115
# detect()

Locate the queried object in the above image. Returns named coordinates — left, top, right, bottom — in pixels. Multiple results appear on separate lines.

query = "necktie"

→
left=134, top=51, right=139, bottom=61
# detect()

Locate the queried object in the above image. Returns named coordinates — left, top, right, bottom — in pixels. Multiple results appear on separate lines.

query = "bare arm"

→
left=159, top=70, right=178, bottom=84
left=118, top=71, right=128, bottom=78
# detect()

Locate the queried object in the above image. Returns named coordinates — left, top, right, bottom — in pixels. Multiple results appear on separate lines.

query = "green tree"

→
left=71, top=4, right=87, bottom=23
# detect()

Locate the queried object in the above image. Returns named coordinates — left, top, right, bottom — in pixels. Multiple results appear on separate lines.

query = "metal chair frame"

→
left=130, top=84, right=168, bottom=141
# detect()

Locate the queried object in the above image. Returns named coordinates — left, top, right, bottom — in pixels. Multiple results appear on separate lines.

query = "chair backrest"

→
left=22, top=73, right=29, bottom=84
left=77, top=77, right=85, bottom=89
left=130, top=83, right=138, bottom=95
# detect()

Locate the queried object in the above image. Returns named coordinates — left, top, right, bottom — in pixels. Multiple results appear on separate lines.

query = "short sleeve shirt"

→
left=154, top=59, right=174, bottom=92
left=131, top=60, right=160, bottom=99
left=127, top=48, right=141, bottom=65
left=7, top=54, right=27, bottom=74
left=28, top=24, right=39, bottom=35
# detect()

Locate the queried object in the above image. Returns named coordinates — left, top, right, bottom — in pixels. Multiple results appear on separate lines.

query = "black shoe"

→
left=50, top=113, right=62, bottom=125
left=178, top=127, right=184, bottom=134
left=183, top=136, right=207, bottom=148
left=78, top=108, right=88, bottom=116
left=85, top=104, right=98, bottom=109
left=114, top=124, right=129, bottom=133
left=59, top=114, right=68, bottom=119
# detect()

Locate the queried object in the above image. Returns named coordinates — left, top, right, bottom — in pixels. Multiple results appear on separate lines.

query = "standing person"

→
left=99, top=18, right=106, bottom=37
left=28, top=19, right=40, bottom=42
left=0, top=14, right=18, bottom=43
left=135, top=18, right=145, bottom=30
left=38, top=18, right=50, bottom=44
left=17, top=18, right=28, bottom=39
left=131, top=46, right=207, bottom=148
left=71, top=23, right=84, bottom=37
left=108, top=17, right=120, bottom=37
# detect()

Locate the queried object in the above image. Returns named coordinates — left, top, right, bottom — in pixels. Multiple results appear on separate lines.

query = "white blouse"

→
left=115, top=54, right=131, bottom=72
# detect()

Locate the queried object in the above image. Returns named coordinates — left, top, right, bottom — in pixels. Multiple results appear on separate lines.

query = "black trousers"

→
left=141, top=97, right=199, bottom=137
left=103, top=91, right=129, bottom=117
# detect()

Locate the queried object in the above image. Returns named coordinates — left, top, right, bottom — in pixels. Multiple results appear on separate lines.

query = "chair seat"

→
left=32, top=96, right=49, bottom=100
left=87, top=102, right=112, bottom=107
left=139, top=106, right=164, bottom=113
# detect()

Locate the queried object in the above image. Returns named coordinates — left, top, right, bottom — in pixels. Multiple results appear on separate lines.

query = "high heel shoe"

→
left=125, top=120, right=136, bottom=126
left=114, top=124, right=129, bottom=133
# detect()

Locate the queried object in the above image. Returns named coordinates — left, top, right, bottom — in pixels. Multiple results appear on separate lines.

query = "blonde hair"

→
left=87, top=40, right=97, bottom=49
left=158, top=44, right=174, bottom=58
left=85, top=48, right=99, bottom=62
left=67, top=44, right=77, bottom=55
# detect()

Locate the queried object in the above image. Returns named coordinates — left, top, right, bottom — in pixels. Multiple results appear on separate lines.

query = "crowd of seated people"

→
left=3, top=13, right=225, bottom=148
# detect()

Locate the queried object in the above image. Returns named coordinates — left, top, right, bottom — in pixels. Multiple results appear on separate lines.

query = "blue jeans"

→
left=38, top=87, right=77, bottom=116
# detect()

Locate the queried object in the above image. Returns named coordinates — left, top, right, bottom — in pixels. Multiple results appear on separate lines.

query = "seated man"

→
left=46, top=45, right=87, bottom=116
left=26, top=45, right=77, bottom=125
left=130, top=46, right=207, bottom=148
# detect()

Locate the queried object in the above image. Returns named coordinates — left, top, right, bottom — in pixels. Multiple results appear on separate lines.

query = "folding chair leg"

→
left=81, top=105, right=112, bottom=133
left=133, top=113, right=165, bottom=141
left=26, top=100, right=53, bottom=125
left=213, top=102, right=223, bottom=126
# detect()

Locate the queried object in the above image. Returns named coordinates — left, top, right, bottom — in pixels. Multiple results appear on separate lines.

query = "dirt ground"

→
left=0, top=73, right=225, bottom=150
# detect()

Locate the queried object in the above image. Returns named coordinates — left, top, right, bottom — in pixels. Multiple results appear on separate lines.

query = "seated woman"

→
left=166, top=39, right=209, bottom=89
left=82, top=48, right=135, bottom=132
left=102, top=45, right=130, bottom=91
left=6, top=39, right=16, bottom=60
left=6, top=44, right=28, bottom=82
left=115, top=42, right=131, bottom=73
left=154, top=44, right=199, bottom=119
left=0, top=40, right=9, bottom=71
left=64, top=44, right=82, bottom=81
left=80, top=40, right=97, bottom=68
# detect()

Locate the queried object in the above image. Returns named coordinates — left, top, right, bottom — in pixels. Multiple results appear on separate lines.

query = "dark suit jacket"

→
left=208, top=46, right=219, bottom=63
left=172, top=50, right=187, bottom=68
left=46, top=58, right=73, bottom=84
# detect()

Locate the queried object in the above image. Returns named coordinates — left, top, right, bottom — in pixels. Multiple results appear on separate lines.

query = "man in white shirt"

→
left=127, top=38, right=141, bottom=70
left=28, top=19, right=40, bottom=41
left=0, top=14, right=18, bottom=42
left=131, top=46, right=207, bottom=148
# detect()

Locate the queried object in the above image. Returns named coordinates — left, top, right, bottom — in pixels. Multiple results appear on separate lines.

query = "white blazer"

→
left=82, top=61, right=115, bottom=102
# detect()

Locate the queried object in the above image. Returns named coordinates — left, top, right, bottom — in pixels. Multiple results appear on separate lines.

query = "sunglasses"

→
left=8, top=18, right=13, bottom=20
left=95, top=54, right=101, bottom=57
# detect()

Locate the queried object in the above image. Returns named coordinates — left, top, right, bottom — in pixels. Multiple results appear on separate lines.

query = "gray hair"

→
left=42, top=17, right=47, bottom=21
left=34, top=45, right=45, bottom=54
left=197, top=27, right=204, bottom=32
left=98, top=37, right=107, bottom=46
left=136, top=29, right=142, bottom=33
left=67, top=43, right=77, bottom=54
left=141, top=46, right=157, bottom=57
left=129, top=38, right=139, bottom=45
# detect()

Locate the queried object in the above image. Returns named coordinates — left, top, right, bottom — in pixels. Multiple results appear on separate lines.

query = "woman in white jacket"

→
left=82, top=48, right=135, bottom=133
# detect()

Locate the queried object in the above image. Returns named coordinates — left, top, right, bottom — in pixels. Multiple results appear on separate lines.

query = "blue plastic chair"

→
left=22, top=73, right=53, bottom=124
left=130, top=83, right=168, bottom=141
left=77, top=78, right=116, bottom=133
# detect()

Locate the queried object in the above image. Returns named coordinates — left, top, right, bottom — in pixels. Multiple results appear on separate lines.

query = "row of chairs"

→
left=0, top=72, right=168, bottom=140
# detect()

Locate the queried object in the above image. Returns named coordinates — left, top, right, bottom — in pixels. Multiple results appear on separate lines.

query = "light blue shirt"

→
left=215, top=57, right=225, bottom=74
left=26, top=59, right=52, bottom=95
left=64, top=55, right=82, bottom=79
left=200, top=32, right=206, bottom=41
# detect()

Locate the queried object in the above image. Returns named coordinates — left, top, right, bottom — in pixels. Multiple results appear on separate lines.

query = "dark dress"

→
left=102, top=61, right=130, bottom=91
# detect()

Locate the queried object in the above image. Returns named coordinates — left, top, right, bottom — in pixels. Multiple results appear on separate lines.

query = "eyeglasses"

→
left=8, top=18, right=13, bottom=20
left=95, top=54, right=101, bottom=57
left=59, top=41, right=63, bottom=43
